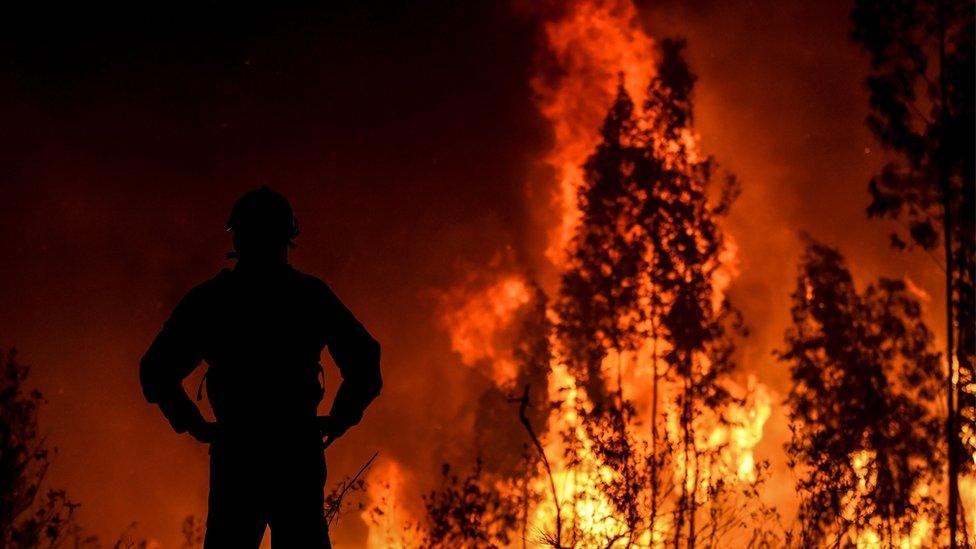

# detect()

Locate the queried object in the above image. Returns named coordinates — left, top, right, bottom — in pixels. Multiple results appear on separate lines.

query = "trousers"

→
left=203, top=426, right=330, bottom=548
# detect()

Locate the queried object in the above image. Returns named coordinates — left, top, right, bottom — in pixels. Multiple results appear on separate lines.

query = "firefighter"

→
left=140, top=187, right=382, bottom=548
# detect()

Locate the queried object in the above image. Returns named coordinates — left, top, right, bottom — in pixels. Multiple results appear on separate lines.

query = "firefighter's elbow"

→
left=139, top=354, right=164, bottom=404
left=365, top=335, right=380, bottom=359
left=368, top=338, right=382, bottom=397
left=370, top=373, right=383, bottom=400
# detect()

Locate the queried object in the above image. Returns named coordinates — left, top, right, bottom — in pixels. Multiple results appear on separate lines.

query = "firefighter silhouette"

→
left=140, top=187, right=382, bottom=548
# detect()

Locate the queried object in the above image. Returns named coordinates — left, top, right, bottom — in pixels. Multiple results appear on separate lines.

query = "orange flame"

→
left=368, top=0, right=773, bottom=545
left=437, top=271, right=531, bottom=386
left=362, top=458, right=416, bottom=549
left=530, top=0, right=656, bottom=266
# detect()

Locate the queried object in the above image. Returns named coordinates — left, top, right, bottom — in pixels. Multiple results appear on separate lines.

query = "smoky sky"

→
left=0, top=3, right=552, bottom=544
left=0, top=1, right=944, bottom=546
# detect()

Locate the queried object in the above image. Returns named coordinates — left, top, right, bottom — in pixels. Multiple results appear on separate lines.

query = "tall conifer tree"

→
left=850, top=2, right=975, bottom=541
left=780, top=240, right=945, bottom=546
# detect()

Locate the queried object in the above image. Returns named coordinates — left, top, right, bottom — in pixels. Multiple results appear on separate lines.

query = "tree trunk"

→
left=684, top=363, right=696, bottom=549
left=650, top=316, right=660, bottom=537
left=936, top=1, right=959, bottom=546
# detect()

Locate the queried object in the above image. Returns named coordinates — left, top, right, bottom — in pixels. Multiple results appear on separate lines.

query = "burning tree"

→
left=635, top=39, right=744, bottom=548
left=411, top=39, right=763, bottom=547
left=850, top=0, right=975, bottom=543
left=550, top=38, right=757, bottom=548
left=780, top=240, right=946, bottom=546
left=421, top=460, right=520, bottom=548
left=475, top=285, right=553, bottom=479
left=414, top=285, right=552, bottom=548
left=553, top=73, right=660, bottom=546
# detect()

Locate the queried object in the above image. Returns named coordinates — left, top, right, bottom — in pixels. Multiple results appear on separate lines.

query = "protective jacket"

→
left=140, top=264, right=382, bottom=437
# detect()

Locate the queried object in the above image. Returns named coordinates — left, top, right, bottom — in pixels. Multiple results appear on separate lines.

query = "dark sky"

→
left=0, top=3, right=553, bottom=544
left=0, top=1, right=943, bottom=546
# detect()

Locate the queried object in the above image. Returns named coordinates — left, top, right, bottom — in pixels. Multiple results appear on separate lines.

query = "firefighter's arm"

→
left=140, top=289, right=212, bottom=441
left=322, top=287, right=382, bottom=441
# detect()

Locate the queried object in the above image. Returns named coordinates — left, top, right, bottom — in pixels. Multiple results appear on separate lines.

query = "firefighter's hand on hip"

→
left=187, top=419, right=220, bottom=444
left=316, top=415, right=349, bottom=448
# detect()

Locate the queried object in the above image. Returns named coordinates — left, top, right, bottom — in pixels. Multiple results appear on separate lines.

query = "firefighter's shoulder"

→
left=176, top=269, right=233, bottom=309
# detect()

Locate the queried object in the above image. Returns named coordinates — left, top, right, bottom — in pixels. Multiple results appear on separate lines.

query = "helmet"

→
left=226, top=186, right=299, bottom=248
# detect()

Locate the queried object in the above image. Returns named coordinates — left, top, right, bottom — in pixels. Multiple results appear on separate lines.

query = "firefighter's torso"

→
left=193, top=266, right=329, bottom=424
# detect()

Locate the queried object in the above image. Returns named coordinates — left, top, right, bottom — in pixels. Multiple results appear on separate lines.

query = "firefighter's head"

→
left=226, top=186, right=298, bottom=262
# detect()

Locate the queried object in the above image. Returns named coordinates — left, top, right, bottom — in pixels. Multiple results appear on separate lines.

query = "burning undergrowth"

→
left=357, top=1, right=782, bottom=545
left=350, top=0, right=972, bottom=547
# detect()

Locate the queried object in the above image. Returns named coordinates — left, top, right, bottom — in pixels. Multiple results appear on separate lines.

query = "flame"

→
left=437, top=271, right=531, bottom=386
left=524, top=3, right=768, bottom=543
left=392, top=1, right=772, bottom=546
left=840, top=451, right=937, bottom=548
left=715, top=375, right=772, bottom=483
left=533, top=359, right=634, bottom=543
left=961, top=477, right=976, bottom=543
left=530, top=0, right=656, bottom=266
left=362, top=458, right=416, bottom=549
left=712, top=236, right=740, bottom=313
left=365, top=0, right=966, bottom=546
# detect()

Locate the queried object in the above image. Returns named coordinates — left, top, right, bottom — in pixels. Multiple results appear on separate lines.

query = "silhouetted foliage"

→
left=553, top=65, right=667, bottom=549
left=779, top=240, right=945, bottom=546
left=0, top=355, right=232, bottom=549
left=0, top=348, right=83, bottom=548
left=476, top=285, right=552, bottom=478
left=511, top=286, right=554, bottom=440
left=850, top=1, right=975, bottom=542
left=851, top=0, right=973, bottom=254
left=555, top=77, right=643, bottom=405
left=324, top=452, right=376, bottom=534
left=550, top=38, right=754, bottom=548
left=554, top=78, right=664, bottom=546
left=418, top=286, right=550, bottom=547
left=500, top=287, right=553, bottom=545
left=421, top=461, right=519, bottom=549
left=636, top=38, right=744, bottom=548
